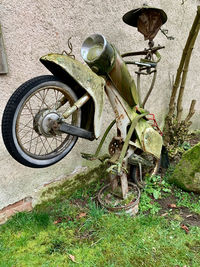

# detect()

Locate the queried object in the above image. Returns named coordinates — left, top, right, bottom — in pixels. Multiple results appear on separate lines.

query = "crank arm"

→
left=59, top=122, right=95, bottom=141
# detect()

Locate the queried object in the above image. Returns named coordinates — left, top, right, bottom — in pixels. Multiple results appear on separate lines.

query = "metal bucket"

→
left=98, top=182, right=140, bottom=216
left=81, top=34, right=115, bottom=75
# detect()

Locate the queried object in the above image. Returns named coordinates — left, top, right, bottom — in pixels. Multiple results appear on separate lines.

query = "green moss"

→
left=170, top=143, right=200, bottom=192
left=35, top=162, right=109, bottom=211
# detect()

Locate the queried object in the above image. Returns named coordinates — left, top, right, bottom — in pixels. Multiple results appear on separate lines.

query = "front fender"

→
left=40, top=54, right=105, bottom=138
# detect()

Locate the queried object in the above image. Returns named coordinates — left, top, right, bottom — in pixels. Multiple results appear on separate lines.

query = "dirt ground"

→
left=156, top=195, right=200, bottom=227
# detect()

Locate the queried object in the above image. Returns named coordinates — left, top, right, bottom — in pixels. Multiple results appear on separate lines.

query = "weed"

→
left=139, top=174, right=172, bottom=214
left=174, top=188, right=200, bottom=214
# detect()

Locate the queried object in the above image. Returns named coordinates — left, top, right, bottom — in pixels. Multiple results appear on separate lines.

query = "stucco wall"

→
left=0, top=0, right=200, bottom=209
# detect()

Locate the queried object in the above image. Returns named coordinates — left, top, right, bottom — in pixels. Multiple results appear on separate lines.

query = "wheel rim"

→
left=15, top=85, right=79, bottom=160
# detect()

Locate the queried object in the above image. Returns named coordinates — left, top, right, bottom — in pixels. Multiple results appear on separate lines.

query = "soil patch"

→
left=156, top=195, right=200, bottom=227
left=189, top=133, right=200, bottom=147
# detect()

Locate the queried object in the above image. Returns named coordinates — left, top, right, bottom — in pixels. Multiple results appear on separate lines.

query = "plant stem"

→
left=168, top=6, right=200, bottom=117
left=184, top=99, right=196, bottom=123
left=176, top=9, right=200, bottom=122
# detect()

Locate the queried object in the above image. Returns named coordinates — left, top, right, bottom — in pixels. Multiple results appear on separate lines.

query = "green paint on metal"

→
left=119, top=112, right=148, bottom=166
left=40, top=54, right=105, bottom=138
left=142, top=127, right=163, bottom=158
left=94, top=119, right=116, bottom=156
left=108, top=48, right=139, bottom=107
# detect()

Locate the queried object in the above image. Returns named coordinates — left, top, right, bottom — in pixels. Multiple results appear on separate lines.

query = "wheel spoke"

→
left=13, top=81, right=79, bottom=162
left=18, top=120, right=34, bottom=133
left=22, top=135, right=40, bottom=146
left=19, top=128, right=33, bottom=141
left=28, top=128, right=35, bottom=152
left=45, top=137, right=54, bottom=153
left=38, top=90, right=50, bottom=109
left=38, top=136, right=49, bottom=155
left=24, top=101, right=35, bottom=118
left=34, top=135, right=40, bottom=155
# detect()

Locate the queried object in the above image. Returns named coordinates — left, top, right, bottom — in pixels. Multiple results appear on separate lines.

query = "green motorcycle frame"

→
left=2, top=33, right=162, bottom=168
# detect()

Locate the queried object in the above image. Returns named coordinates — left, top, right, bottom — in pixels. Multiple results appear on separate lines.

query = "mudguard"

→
left=40, top=54, right=105, bottom=138
left=129, top=109, right=163, bottom=159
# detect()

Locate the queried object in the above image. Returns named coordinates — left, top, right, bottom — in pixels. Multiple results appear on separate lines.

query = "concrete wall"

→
left=0, top=0, right=200, bottom=210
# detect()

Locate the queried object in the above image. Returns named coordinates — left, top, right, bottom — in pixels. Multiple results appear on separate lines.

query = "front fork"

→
left=54, top=92, right=95, bottom=140
left=62, top=93, right=91, bottom=119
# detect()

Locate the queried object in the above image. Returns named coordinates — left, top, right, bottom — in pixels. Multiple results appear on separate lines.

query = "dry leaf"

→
left=53, top=216, right=74, bottom=224
left=69, top=254, right=77, bottom=263
left=180, top=224, right=189, bottom=234
left=77, top=212, right=87, bottom=219
left=168, top=203, right=177, bottom=209
left=161, top=212, right=168, bottom=217
left=53, top=217, right=62, bottom=224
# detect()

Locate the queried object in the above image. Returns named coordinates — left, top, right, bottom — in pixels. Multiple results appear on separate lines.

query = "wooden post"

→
left=120, top=172, right=129, bottom=199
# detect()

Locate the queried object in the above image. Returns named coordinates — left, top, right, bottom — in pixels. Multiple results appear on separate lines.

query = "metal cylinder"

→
left=81, top=34, right=115, bottom=75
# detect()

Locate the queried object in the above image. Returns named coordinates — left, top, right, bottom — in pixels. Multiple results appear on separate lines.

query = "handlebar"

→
left=121, top=46, right=165, bottom=58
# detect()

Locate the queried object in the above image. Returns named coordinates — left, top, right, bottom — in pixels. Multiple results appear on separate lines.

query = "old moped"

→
left=2, top=6, right=168, bottom=203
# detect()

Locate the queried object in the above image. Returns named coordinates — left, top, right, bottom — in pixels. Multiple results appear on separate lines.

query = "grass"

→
left=1, top=176, right=200, bottom=266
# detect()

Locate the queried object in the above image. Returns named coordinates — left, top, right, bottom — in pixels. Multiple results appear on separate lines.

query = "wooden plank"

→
left=120, top=172, right=129, bottom=199
left=0, top=24, right=8, bottom=74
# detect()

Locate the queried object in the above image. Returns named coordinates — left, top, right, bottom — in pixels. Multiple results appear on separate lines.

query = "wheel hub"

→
left=33, top=109, right=61, bottom=137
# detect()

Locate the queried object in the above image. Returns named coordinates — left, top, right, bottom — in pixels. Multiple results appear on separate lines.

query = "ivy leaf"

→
left=153, top=190, right=161, bottom=199
left=162, top=188, right=171, bottom=193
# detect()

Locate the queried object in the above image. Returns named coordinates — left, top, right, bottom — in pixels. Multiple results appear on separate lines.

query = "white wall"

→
left=0, top=0, right=200, bottom=209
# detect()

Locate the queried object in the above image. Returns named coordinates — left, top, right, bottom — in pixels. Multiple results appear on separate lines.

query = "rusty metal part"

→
left=40, top=53, right=105, bottom=139
left=105, top=79, right=162, bottom=159
left=160, top=28, right=175, bottom=40
left=109, top=136, right=123, bottom=156
left=105, top=80, right=131, bottom=140
left=33, top=109, right=61, bottom=137
left=128, top=153, right=153, bottom=167
left=142, top=70, right=157, bottom=107
left=122, top=6, right=167, bottom=33
left=130, top=153, right=160, bottom=188
left=137, top=10, right=163, bottom=41
left=108, top=170, right=129, bottom=200
left=59, top=122, right=95, bottom=141
left=98, top=182, right=140, bottom=212
left=62, top=37, right=75, bottom=59
left=54, top=96, right=68, bottom=110
left=62, top=93, right=90, bottom=119
left=118, top=112, right=148, bottom=167
left=121, top=46, right=165, bottom=58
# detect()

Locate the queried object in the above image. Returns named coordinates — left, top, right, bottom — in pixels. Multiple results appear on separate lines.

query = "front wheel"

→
left=2, top=75, right=81, bottom=168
